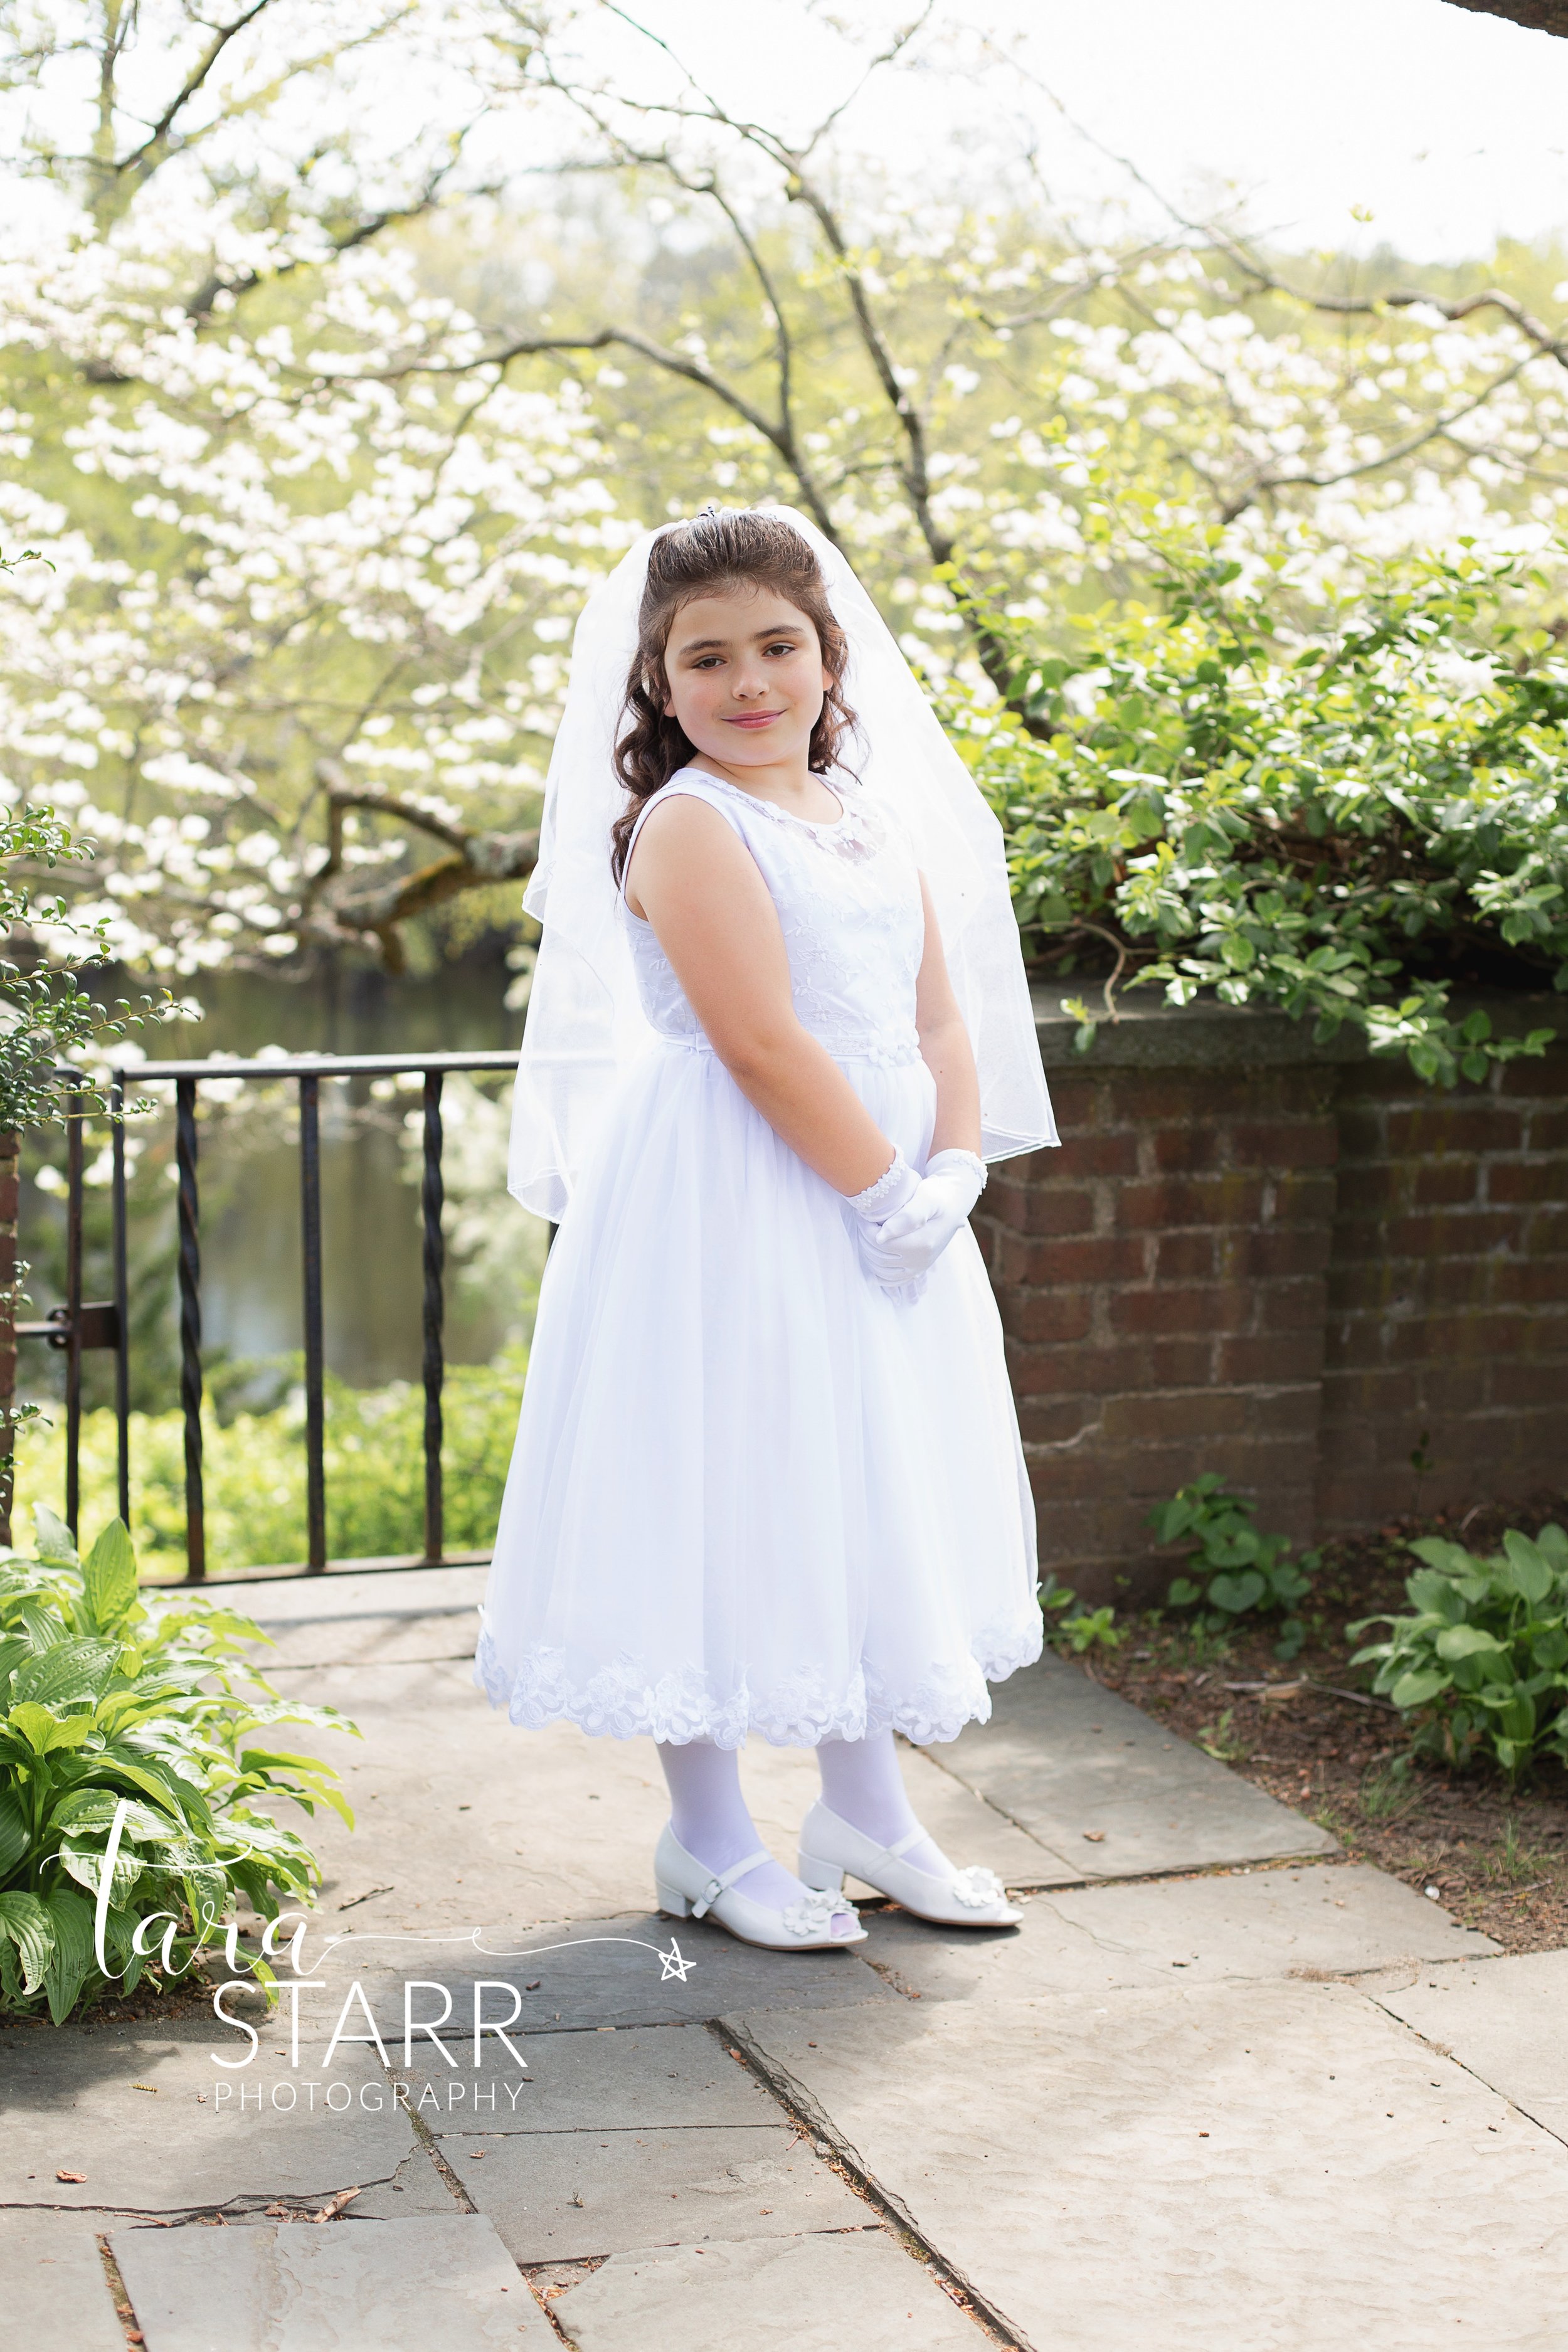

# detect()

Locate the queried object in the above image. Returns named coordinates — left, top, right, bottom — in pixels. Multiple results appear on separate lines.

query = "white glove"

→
left=844, top=1148, right=926, bottom=1300
left=862, top=1147, right=987, bottom=1286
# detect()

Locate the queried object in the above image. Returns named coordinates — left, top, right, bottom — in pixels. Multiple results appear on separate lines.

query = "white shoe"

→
left=653, top=1821, right=867, bottom=1951
left=797, top=1798, right=1023, bottom=1927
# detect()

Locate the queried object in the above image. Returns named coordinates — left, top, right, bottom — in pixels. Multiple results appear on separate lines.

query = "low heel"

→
left=797, top=1854, right=844, bottom=1892
left=655, top=1880, right=690, bottom=1917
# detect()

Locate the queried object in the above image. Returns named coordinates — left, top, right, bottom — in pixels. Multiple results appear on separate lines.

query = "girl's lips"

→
left=725, top=711, right=783, bottom=728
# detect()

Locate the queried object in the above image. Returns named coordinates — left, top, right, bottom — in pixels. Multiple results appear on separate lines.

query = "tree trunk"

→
left=0, top=1130, right=18, bottom=1548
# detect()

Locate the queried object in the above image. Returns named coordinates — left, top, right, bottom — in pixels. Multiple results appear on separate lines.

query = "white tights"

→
left=655, top=1729, right=951, bottom=1925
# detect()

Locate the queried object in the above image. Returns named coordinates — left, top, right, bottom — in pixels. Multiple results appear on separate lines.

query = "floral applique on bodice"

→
left=618, top=768, right=926, bottom=1065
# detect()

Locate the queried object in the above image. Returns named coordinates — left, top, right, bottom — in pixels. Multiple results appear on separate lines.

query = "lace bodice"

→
left=618, top=768, right=925, bottom=1064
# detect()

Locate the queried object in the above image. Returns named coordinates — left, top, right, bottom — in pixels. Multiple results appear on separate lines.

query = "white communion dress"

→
left=472, top=765, right=1043, bottom=1749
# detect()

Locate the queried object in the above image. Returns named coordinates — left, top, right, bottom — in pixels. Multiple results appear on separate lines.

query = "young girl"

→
left=474, top=506, right=1057, bottom=1951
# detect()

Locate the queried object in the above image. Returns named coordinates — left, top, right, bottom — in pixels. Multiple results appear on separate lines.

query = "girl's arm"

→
left=913, top=871, right=983, bottom=1157
left=627, top=795, right=897, bottom=1193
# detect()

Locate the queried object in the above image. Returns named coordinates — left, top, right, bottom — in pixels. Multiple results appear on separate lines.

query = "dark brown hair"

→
left=610, top=506, right=857, bottom=884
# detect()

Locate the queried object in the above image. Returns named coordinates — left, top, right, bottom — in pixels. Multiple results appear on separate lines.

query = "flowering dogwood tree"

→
left=1, top=0, right=1567, bottom=980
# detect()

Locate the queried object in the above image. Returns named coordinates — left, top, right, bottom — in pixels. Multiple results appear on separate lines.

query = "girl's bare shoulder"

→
left=624, top=784, right=754, bottom=916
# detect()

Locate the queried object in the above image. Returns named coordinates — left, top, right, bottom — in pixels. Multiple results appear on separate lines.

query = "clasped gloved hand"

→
left=847, top=1146, right=987, bottom=1301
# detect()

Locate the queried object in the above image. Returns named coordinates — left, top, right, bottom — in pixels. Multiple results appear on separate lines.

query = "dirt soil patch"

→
left=1084, top=1491, right=1568, bottom=1955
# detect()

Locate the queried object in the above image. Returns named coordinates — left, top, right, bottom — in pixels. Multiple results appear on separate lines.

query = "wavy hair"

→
left=610, top=507, right=857, bottom=884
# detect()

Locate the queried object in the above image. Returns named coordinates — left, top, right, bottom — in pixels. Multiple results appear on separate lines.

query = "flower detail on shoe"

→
left=950, top=1865, right=1008, bottom=1910
left=781, top=1887, right=861, bottom=1939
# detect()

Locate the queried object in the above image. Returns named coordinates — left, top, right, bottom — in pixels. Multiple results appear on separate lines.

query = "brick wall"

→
left=979, top=995, right=1568, bottom=1604
left=1319, top=1054, right=1568, bottom=1531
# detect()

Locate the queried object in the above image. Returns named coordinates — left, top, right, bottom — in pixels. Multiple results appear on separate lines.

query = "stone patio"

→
left=3, top=1564, right=1564, bottom=2349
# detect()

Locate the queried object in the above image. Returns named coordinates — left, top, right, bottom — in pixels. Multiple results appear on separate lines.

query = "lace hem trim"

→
left=470, top=1612, right=1045, bottom=1749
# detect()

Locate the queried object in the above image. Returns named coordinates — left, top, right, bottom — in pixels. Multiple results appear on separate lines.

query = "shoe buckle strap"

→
left=691, top=1846, right=773, bottom=1919
left=886, top=1826, right=930, bottom=1859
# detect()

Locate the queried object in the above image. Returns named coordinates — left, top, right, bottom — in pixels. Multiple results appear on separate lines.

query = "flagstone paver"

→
left=324, top=1910, right=898, bottom=2037
left=237, top=1565, right=490, bottom=1670
left=1045, top=1859, right=1500, bottom=1981
left=935, top=1650, right=1338, bottom=1875
left=0, top=2208, right=128, bottom=2351
left=1374, top=1949, right=1568, bottom=2143
left=110, top=2212, right=553, bottom=2348
left=549, top=2227, right=985, bottom=2351
left=447, top=2123, right=866, bottom=2262
left=851, top=1893, right=1168, bottom=2004
left=397, top=2021, right=782, bottom=2131
left=344, top=2141, right=472, bottom=2218
left=727, top=1978, right=1568, bottom=2351
left=1, top=2020, right=413, bottom=2212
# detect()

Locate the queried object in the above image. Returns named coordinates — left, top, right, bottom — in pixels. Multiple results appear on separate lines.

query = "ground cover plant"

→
left=1349, top=1523, right=1568, bottom=1777
left=1150, top=1472, right=1318, bottom=1656
left=0, top=1508, right=355, bottom=2022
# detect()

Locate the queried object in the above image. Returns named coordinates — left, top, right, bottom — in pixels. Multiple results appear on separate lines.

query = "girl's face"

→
left=661, top=586, right=830, bottom=770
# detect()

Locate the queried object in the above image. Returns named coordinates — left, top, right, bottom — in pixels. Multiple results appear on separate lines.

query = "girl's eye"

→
left=765, top=641, right=800, bottom=657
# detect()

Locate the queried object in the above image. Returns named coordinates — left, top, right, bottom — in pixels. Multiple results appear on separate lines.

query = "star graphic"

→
left=658, top=1937, right=696, bottom=1983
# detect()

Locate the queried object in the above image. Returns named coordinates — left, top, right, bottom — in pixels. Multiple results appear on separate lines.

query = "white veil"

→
left=507, top=506, right=1057, bottom=1220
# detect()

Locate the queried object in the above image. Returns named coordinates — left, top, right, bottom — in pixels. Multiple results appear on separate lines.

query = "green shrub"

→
left=1348, top=1523, right=1568, bottom=1778
left=939, top=537, right=1566, bottom=1087
left=0, top=1507, right=356, bottom=2022
left=1150, top=1473, right=1318, bottom=1658
left=15, top=1348, right=529, bottom=1578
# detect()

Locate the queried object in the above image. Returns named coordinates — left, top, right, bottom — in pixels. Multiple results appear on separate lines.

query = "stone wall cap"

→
left=1032, top=982, right=1566, bottom=1070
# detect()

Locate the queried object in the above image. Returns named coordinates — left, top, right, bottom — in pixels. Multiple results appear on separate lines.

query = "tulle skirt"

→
left=472, top=1038, right=1042, bottom=1747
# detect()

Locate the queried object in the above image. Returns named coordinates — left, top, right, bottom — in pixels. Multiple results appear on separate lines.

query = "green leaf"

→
left=12, top=1638, right=116, bottom=1711
left=58, top=1836, right=144, bottom=1907
left=1435, top=1625, right=1508, bottom=1662
left=5, top=1701, right=92, bottom=1755
left=1167, top=1577, right=1201, bottom=1609
left=30, top=1506, right=78, bottom=1567
left=1407, top=1539, right=1482, bottom=1582
left=1401, top=1573, right=1459, bottom=1623
left=1390, top=1668, right=1452, bottom=1710
left=0, top=1783, right=28, bottom=1878
left=82, top=1521, right=138, bottom=1631
left=1207, top=1570, right=1267, bottom=1615
left=1535, top=1523, right=1568, bottom=1572
left=42, top=1886, right=96, bottom=2023
left=50, top=1789, right=174, bottom=1842
left=1502, top=1531, right=1555, bottom=1607
left=0, top=1889, right=55, bottom=1991
left=92, top=1745, right=194, bottom=1818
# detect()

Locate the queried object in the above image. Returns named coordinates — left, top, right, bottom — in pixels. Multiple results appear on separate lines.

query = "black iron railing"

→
left=19, top=1051, right=521, bottom=1586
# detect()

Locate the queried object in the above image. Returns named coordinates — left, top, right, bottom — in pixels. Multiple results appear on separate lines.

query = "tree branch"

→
left=110, top=0, right=279, bottom=186
left=304, top=766, right=539, bottom=966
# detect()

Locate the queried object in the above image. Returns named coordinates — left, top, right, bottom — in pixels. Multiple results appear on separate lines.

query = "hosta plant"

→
left=1151, top=1473, right=1318, bottom=1658
left=1348, top=1523, right=1568, bottom=1778
left=0, top=1507, right=358, bottom=2023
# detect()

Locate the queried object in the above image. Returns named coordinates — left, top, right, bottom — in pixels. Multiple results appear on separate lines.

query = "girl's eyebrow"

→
left=675, top=622, right=808, bottom=657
